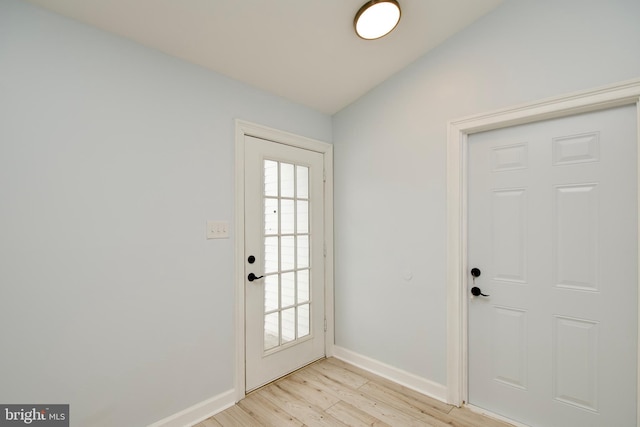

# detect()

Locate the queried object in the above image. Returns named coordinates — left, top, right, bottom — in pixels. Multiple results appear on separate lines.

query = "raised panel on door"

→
left=553, top=184, right=599, bottom=291
left=553, top=315, right=599, bottom=411
left=468, top=105, right=637, bottom=427
left=492, top=188, right=527, bottom=284
left=491, top=306, right=528, bottom=390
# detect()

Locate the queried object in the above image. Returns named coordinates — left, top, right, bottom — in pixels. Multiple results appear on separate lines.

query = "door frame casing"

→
left=234, top=120, right=334, bottom=401
left=446, top=78, right=640, bottom=423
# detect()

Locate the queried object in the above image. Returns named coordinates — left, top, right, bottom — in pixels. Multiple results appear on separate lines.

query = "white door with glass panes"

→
left=244, top=135, right=325, bottom=391
left=467, top=105, right=637, bottom=426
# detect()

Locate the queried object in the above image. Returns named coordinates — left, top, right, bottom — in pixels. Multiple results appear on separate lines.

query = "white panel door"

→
left=244, top=135, right=325, bottom=392
left=468, top=105, right=638, bottom=426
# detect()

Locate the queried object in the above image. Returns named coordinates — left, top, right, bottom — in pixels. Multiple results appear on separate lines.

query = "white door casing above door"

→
left=446, top=78, right=640, bottom=421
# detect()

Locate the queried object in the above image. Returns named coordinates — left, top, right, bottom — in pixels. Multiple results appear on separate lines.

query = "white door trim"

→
left=446, top=78, right=640, bottom=422
left=234, top=120, right=334, bottom=401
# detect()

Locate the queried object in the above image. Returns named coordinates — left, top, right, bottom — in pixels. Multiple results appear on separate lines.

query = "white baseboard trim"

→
left=147, top=389, right=235, bottom=427
left=332, top=346, right=447, bottom=403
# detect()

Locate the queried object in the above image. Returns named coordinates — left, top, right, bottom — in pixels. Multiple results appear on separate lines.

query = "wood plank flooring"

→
left=195, top=358, right=514, bottom=427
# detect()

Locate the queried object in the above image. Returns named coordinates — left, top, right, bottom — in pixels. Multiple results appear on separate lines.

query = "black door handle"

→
left=248, top=273, right=264, bottom=282
left=471, top=287, right=489, bottom=297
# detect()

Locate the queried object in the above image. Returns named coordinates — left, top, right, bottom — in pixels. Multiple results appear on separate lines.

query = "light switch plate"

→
left=207, top=221, right=229, bottom=239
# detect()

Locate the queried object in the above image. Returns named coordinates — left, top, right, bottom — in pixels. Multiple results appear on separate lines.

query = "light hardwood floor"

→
left=195, top=358, right=514, bottom=427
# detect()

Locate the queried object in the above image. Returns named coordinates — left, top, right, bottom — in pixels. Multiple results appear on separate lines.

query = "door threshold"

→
left=245, top=356, right=326, bottom=396
left=464, top=404, right=529, bottom=427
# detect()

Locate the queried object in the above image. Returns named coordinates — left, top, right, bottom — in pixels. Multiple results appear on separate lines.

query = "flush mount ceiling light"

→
left=354, top=0, right=401, bottom=40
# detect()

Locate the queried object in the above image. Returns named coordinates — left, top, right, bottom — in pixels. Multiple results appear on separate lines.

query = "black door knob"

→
left=248, top=273, right=264, bottom=282
left=471, top=287, right=489, bottom=297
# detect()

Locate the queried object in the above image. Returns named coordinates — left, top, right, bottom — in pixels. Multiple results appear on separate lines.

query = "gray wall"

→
left=0, top=1, right=331, bottom=426
left=333, top=0, right=640, bottom=387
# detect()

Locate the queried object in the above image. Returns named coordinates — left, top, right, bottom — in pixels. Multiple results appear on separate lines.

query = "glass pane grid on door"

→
left=263, top=160, right=312, bottom=352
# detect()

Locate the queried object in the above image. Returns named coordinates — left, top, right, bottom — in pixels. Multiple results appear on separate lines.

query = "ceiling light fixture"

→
left=354, top=0, right=401, bottom=40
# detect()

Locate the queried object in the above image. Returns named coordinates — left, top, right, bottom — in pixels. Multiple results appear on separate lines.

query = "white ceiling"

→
left=25, top=0, right=503, bottom=114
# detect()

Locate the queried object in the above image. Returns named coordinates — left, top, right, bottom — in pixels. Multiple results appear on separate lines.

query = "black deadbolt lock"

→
left=470, top=268, right=481, bottom=278
left=248, top=255, right=255, bottom=264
